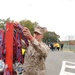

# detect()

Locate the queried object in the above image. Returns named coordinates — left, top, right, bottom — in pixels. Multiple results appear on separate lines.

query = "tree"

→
left=42, top=31, right=60, bottom=44
left=20, top=20, right=34, bottom=35
left=0, top=17, right=12, bottom=29
left=0, top=18, right=60, bottom=43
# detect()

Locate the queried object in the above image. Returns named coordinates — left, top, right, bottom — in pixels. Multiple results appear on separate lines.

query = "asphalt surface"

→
left=45, top=50, right=75, bottom=75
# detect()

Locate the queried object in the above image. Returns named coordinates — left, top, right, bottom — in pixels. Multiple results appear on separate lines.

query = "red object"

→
left=5, top=23, right=14, bottom=75
left=4, top=22, right=29, bottom=75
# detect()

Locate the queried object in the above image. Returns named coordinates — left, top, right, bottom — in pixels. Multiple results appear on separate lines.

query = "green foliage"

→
left=0, top=17, right=12, bottom=29
left=20, top=20, right=34, bottom=35
left=0, top=18, right=60, bottom=42
left=42, top=31, right=60, bottom=43
left=0, top=25, right=4, bottom=29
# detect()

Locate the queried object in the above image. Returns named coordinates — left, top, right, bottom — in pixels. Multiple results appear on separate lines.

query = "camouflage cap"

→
left=34, top=25, right=44, bottom=34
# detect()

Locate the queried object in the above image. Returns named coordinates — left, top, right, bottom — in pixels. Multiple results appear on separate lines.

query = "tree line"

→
left=0, top=17, right=60, bottom=43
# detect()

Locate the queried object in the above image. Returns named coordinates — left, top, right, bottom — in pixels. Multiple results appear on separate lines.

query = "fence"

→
left=63, top=44, right=75, bottom=51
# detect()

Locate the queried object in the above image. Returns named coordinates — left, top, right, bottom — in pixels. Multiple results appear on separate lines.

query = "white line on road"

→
left=59, top=61, right=75, bottom=75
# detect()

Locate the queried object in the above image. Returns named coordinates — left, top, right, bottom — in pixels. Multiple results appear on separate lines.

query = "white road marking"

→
left=59, top=61, right=75, bottom=75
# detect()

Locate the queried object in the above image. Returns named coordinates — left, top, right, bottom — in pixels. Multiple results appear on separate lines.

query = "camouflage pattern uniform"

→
left=22, top=38, right=50, bottom=75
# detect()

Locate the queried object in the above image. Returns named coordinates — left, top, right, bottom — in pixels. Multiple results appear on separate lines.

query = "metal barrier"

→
left=63, top=44, right=75, bottom=51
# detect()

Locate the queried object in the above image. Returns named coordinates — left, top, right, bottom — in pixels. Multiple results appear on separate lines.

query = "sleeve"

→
left=21, top=39, right=27, bottom=49
left=31, top=38, right=50, bottom=57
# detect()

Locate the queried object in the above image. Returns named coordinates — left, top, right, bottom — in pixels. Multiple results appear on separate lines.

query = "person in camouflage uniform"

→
left=21, top=25, right=50, bottom=75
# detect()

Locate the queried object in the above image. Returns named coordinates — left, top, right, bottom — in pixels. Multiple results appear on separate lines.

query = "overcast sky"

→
left=0, top=0, right=75, bottom=41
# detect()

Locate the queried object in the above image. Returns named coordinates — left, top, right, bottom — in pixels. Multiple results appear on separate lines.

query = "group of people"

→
left=49, top=42, right=64, bottom=51
left=15, top=22, right=50, bottom=75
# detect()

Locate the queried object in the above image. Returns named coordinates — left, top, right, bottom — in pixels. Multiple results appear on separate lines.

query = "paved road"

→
left=46, top=50, right=75, bottom=75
